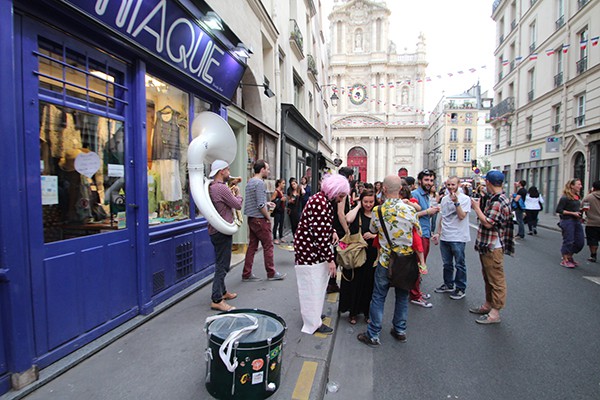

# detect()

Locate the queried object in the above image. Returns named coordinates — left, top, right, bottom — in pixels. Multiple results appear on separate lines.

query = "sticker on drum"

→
left=251, top=358, right=264, bottom=371
left=252, top=371, right=264, bottom=385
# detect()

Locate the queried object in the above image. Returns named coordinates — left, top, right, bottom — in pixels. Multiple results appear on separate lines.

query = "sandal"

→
left=222, top=292, right=237, bottom=300
left=349, top=316, right=357, bottom=325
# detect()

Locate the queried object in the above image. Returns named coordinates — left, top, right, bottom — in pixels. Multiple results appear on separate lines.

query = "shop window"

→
left=146, top=74, right=190, bottom=225
left=36, top=37, right=127, bottom=243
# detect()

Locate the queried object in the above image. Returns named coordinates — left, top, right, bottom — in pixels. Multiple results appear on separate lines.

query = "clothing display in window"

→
left=150, top=107, right=183, bottom=201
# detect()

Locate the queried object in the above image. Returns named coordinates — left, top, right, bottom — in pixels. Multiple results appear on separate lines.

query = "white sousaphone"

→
left=188, top=111, right=239, bottom=235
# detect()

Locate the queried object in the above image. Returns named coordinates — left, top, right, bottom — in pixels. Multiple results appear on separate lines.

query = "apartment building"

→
left=490, top=0, right=599, bottom=212
left=426, top=84, right=494, bottom=182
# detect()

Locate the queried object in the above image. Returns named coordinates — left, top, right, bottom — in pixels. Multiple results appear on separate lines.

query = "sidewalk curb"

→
left=1, top=259, right=245, bottom=400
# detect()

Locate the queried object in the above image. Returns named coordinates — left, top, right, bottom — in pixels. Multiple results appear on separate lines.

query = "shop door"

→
left=347, top=147, right=367, bottom=182
left=20, top=20, right=138, bottom=367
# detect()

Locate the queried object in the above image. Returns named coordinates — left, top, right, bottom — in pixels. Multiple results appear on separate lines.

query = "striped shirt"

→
left=244, top=177, right=267, bottom=218
left=207, top=181, right=243, bottom=236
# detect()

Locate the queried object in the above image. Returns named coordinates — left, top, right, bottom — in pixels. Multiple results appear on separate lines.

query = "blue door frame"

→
left=19, top=17, right=139, bottom=368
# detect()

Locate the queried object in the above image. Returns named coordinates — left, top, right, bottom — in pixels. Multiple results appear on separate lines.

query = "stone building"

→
left=328, top=0, right=428, bottom=182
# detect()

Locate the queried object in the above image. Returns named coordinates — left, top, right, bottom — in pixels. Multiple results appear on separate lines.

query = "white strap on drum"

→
left=205, top=314, right=259, bottom=372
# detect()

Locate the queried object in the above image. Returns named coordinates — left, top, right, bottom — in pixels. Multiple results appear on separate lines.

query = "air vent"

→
left=176, top=241, right=194, bottom=281
left=153, top=270, right=165, bottom=295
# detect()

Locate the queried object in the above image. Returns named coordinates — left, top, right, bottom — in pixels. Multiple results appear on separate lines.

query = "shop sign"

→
left=530, top=148, right=541, bottom=160
left=62, top=0, right=245, bottom=100
left=546, top=137, right=561, bottom=153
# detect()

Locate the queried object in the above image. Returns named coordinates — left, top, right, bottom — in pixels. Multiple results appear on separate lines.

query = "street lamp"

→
left=330, top=92, right=339, bottom=107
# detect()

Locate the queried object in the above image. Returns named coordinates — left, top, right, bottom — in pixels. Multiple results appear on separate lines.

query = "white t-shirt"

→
left=439, top=192, right=471, bottom=242
left=524, top=194, right=544, bottom=210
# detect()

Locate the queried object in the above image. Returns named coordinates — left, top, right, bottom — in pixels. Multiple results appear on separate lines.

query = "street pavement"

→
left=326, top=213, right=600, bottom=400
left=4, top=211, right=600, bottom=400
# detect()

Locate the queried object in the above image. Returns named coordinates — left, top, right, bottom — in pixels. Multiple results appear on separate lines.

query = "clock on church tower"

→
left=349, top=83, right=367, bottom=105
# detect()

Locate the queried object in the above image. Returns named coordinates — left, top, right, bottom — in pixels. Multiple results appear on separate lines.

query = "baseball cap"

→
left=484, top=170, right=505, bottom=186
left=209, top=160, right=229, bottom=178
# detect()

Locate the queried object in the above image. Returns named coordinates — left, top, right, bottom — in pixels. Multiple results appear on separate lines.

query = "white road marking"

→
left=583, top=276, right=600, bottom=286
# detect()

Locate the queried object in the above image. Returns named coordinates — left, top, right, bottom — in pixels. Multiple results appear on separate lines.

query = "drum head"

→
left=207, top=309, right=286, bottom=345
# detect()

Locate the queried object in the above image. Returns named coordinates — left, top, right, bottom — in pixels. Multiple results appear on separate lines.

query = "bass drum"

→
left=205, top=309, right=286, bottom=399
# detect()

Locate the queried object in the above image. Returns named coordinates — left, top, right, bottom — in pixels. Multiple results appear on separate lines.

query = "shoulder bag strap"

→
left=377, top=206, right=395, bottom=253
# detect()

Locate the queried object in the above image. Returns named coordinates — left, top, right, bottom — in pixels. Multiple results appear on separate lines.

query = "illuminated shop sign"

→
left=62, top=0, right=245, bottom=100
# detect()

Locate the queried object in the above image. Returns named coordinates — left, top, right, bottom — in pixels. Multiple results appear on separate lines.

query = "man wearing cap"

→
left=242, top=160, right=286, bottom=282
left=470, top=170, right=514, bottom=324
left=208, top=160, right=243, bottom=312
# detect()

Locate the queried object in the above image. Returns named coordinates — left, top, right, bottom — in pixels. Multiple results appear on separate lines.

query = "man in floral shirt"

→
left=357, top=175, right=421, bottom=346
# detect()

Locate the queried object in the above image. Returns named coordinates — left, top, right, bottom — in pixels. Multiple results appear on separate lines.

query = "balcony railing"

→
left=289, top=19, right=303, bottom=55
left=552, top=124, right=560, bottom=133
left=528, top=90, right=534, bottom=101
left=554, top=72, right=563, bottom=87
left=529, top=43, right=536, bottom=54
left=510, top=60, right=515, bottom=71
left=498, top=71, right=504, bottom=82
left=555, top=15, right=564, bottom=30
left=511, top=20, right=517, bottom=30
left=530, top=0, right=537, bottom=5
left=578, top=0, right=589, bottom=10
left=576, top=57, right=587, bottom=75
left=526, top=133, right=532, bottom=140
left=307, top=54, right=318, bottom=76
left=499, top=34, right=505, bottom=45
left=490, top=97, right=515, bottom=120
left=574, top=115, right=585, bottom=127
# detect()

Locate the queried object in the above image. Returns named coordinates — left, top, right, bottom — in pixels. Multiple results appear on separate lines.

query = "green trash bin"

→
left=204, top=309, right=287, bottom=399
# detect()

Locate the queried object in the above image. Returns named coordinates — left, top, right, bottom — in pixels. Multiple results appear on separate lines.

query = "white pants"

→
left=295, top=262, right=329, bottom=334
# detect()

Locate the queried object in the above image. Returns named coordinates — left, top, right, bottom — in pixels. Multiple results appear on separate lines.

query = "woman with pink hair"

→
left=294, top=174, right=350, bottom=335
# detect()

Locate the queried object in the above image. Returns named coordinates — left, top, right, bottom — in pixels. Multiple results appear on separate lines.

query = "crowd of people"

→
left=205, top=157, right=600, bottom=343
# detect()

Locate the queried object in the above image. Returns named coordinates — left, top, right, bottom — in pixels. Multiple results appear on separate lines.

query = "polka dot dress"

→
left=294, top=192, right=335, bottom=265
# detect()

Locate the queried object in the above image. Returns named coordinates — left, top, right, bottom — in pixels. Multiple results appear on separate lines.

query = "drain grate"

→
left=152, top=270, right=165, bottom=295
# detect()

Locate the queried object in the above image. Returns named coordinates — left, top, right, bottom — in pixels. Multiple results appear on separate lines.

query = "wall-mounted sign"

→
left=62, top=0, right=245, bottom=100
left=530, top=148, right=541, bottom=160
left=546, top=137, right=561, bottom=153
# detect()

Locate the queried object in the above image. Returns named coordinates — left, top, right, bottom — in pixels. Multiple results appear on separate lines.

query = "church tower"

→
left=328, top=0, right=428, bottom=182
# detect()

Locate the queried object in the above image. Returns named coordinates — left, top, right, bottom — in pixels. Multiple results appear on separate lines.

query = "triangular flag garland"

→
left=321, top=38, right=598, bottom=126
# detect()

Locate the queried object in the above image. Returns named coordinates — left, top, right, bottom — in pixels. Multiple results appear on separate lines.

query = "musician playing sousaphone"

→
left=207, top=159, right=243, bottom=312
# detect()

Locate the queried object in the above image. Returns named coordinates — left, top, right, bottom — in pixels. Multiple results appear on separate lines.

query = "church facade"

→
left=328, top=0, right=428, bottom=182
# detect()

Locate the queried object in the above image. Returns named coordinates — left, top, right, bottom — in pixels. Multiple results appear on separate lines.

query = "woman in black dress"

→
left=287, top=177, right=303, bottom=236
left=338, top=189, right=378, bottom=325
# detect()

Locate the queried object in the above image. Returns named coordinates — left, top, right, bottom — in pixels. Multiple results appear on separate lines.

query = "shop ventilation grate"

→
left=175, top=241, right=193, bottom=281
left=152, top=270, right=165, bottom=295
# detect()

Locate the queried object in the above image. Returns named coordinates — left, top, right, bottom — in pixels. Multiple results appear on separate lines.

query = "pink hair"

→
left=321, top=174, right=350, bottom=200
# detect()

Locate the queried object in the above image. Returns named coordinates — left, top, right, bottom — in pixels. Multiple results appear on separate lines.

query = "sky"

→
left=321, top=0, right=497, bottom=112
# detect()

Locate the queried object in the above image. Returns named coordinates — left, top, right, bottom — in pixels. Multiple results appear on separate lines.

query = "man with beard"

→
left=409, top=169, right=441, bottom=308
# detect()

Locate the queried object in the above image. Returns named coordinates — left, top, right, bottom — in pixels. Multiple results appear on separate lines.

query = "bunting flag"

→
left=502, top=59, right=509, bottom=66
left=580, top=39, right=588, bottom=50
left=515, top=56, right=523, bottom=64
left=562, top=44, right=570, bottom=53
left=529, top=53, right=538, bottom=61
left=592, top=36, right=599, bottom=46
left=546, top=49, right=555, bottom=56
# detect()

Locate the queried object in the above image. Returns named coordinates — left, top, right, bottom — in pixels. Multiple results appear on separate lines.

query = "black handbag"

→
left=377, top=206, right=419, bottom=290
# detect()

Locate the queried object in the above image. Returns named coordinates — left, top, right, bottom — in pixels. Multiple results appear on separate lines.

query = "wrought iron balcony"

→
left=510, top=61, right=515, bottom=71
left=498, top=71, right=504, bottom=82
left=578, top=0, right=589, bottom=10
left=511, top=20, right=517, bottom=31
left=576, top=57, right=587, bottom=75
left=307, top=54, right=318, bottom=76
left=530, top=0, right=537, bottom=6
left=574, top=115, right=585, bottom=127
left=499, top=34, right=505, bottom=45
left=528, top=90, right=534, bottom=101
left=552, top=124, right=560, bottom=133
left=289, top=19, right=304, bottom=55
left=554, top=72, right=563, bottom=87
left=529, top=43, right=536, bottom=54
left=490, top=97, right=514, bottom=120
left=555, top=15, right=564, bottom=30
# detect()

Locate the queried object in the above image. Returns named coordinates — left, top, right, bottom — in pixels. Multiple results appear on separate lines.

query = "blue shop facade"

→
left=0, top=0, right=246, bottom=394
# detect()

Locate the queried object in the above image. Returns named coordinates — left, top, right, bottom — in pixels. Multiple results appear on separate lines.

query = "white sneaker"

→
left=410, top=299, right=433, bottom=308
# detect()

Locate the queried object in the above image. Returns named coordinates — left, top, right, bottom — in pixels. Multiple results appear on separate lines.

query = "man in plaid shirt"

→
left=469, top=170, right=514, bottom=325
